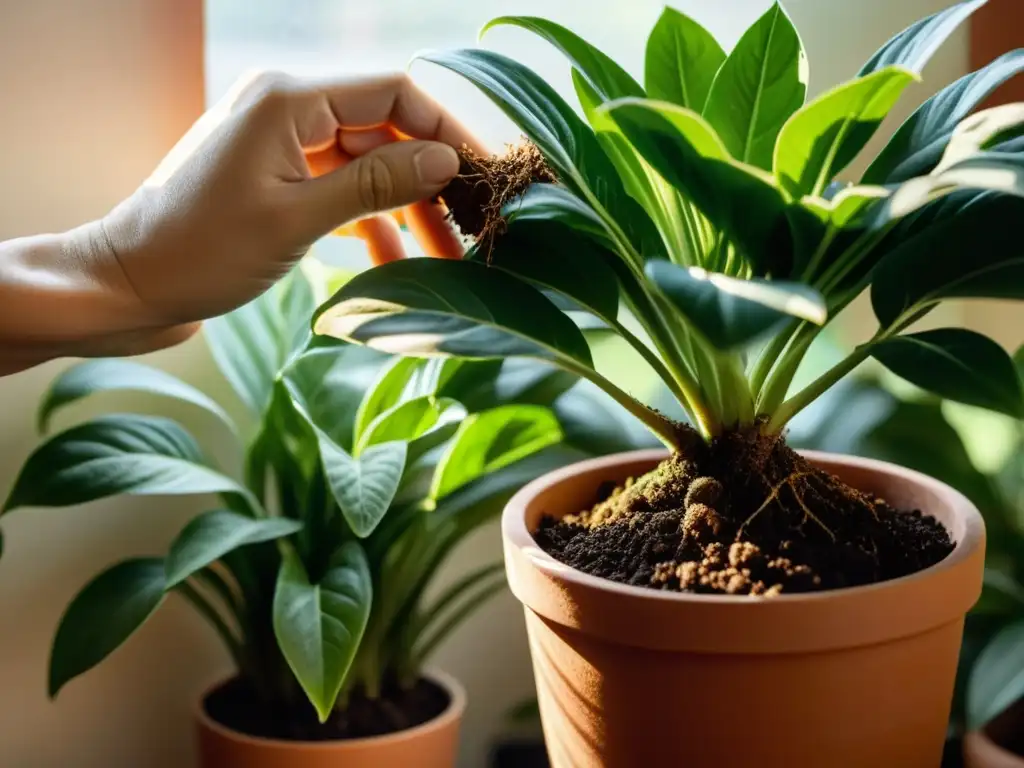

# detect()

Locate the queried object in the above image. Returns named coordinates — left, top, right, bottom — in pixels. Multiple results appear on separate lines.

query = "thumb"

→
left=298, top=140, right=460, bottom=239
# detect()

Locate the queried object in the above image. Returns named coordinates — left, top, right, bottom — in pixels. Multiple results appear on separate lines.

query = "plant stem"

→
left=768, top=341, right=875, bottom=430
left=613, top=321, right=692, bottom=415
left=177, top=581, right=245, bottom=668
left=563, top=360, right=684, bottom=449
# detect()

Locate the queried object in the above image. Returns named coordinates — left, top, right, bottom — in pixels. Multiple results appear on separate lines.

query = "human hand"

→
left=96, top=71, right=484, bottom=331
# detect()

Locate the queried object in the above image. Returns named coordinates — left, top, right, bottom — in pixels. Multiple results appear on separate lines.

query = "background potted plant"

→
left=312, top=0, right=1024, bottom=764
left=0, top=263, right=647, bottom=767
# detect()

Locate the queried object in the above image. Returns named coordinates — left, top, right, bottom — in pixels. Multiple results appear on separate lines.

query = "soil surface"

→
left=438, top=142, right=557, bottom=251
left=535, top=426, right=954, bottom=595
left=205, top=676, right=449, bottom=742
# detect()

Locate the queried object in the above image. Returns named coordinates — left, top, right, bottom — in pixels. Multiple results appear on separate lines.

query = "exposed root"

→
left=438, top=141, right=557, bottom=257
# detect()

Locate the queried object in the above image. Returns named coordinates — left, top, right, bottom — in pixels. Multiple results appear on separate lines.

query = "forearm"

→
left=0, top=222, right=166, bottom=374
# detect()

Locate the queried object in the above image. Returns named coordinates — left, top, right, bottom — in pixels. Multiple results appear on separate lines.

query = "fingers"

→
left=403, top=199, right=464, bottom=259
left=354, top=216, right=407, bottom=265
left=295, top=139, right=460, bottom=242
left=315, top=72, right=488, bottom=155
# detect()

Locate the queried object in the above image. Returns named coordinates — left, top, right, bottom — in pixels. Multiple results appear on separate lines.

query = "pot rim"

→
left=502, top=448, right=986, bottom=653
left=194, top=667, right=466, bottom=751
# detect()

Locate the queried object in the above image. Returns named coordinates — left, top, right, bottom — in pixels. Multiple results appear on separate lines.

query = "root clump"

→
left=438, top=141, right=557, bottom=253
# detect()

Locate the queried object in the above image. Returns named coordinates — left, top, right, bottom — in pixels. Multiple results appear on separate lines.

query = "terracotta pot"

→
left=965, top=700, right=1024, bottom=767
left=195, top=669, right=465, bottom=768
left=503, top=449, right=985, bottom=768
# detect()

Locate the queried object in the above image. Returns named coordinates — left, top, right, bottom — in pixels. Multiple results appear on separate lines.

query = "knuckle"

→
left=246, top=71, right=297, bottom=111
left=356, top=156, right=396, bottom=212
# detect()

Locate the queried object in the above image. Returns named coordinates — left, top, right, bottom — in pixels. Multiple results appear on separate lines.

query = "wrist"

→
left=0, top=220, right=162, bottom=357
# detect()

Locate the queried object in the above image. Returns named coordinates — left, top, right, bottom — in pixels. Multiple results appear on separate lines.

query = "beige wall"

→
left=0, top=2, right=1017, bottom=768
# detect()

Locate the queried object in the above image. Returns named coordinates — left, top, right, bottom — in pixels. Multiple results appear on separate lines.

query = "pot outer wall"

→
left=195, top=670, right=466, bottom=768
left=502, top=449, right=986, bottom=768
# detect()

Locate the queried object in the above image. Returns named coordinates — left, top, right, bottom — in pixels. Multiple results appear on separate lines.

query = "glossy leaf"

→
left=353, top=357, right=422, bottom=444
left=165, top=510, right=302, bottom=588
left=573, top=70, right=691, bottom=260
left=936, top=104, right=1024, bottom=171
left=502, top=182, right=612, bottom=248
left=602, top=97, right=793, bottom=275
left=647, top=261, right=826, bottom=350
left=205, top=268, right=315, bottom=416
left=430, top=405, right=563, bottom=501
left=645, top=6, right=725, bottom=112
left=49, top=558, right=166, bottom=697
left=318, top=439, right=406, bottom=538
left=483, top=16, right=643, bottom=100
left=968, top=618, right=1024, bottom=729
left=483, top=219, right=621, bottom=325
left=865, top=50, right=1024, bottom=183
left=859, top=0, right=987, bottom=75
left=38, top=360, right=232, bottom=434
left=356, top=395, right=464, bottom=453
left=871, top=329, right=1024, bottom=419
left=3, top=415, right=252, bottom=514
left=774, top=67, right=917, bottom=198
left=281, top=344, right=389, bottom=452
left=418, top=48, right=659, bottom=259
left=273, top=544, right=371, bottom=721
left=872, top=191, right=1024, bottom=325
left=313, top=258, right=593, bottom=368
left=703, top=2, right=807, bottom=169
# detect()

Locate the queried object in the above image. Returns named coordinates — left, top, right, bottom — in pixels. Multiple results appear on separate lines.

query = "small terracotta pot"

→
left=965, top=700, right=1024, bottom=767
left=503, top=449, right=985, bottom=768
left=194, top=669, right=465, bottom=768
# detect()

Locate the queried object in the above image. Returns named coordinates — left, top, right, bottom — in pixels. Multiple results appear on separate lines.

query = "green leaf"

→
left=318, top=440, right=406, bottom=538
left=430, top=405, right=563, bottom=501
left=871, top=329, right=1024, bottom=419
left=645, top=6, right=725, bottom=112
left=602, top=97, right=794, bottom=276
left=356, top=395, right=465, bottom=454
left=646, top=261, right=826, bottom=350
left=164, top=510, right=302, bottom=588
left=49, top=558, right=166, bottom=696
left=273, top=544, right=371, bottom=722
left=865, top=50, right=1024, bottom=184
left=38, top=360, right=232, bottom=434
left=418, top=48, right=658, bottom=260
left=702, top=2, right=807, bottom=169
left=205, top=268, right=315, bottom=416
left=871, top=191, right=1024, bottom=325
left=3, top=415, right=253, bottom=514
left=573, top=70, right=691, bottom=261
left=968, top=618, right=1024, bottom=729
left=482, top=219, right=621, bottom=325
left=774, top=67, right=918, bottom=198
left=859, top=0, right=987, bottom=75
left=502, top=183, right=611, bottom=249
left=313, top=258, right=593, bottom=369
left=282, top=344, right=389, bottom=452
left=353, top=357, right=422, bottom=444
left=936, top=104, right=1024, bottom=171
left=482, top=16, right=643, bottom=101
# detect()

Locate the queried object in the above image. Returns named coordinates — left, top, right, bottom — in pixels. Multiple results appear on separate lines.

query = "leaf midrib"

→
left=742, top=6, right=781, bottom=165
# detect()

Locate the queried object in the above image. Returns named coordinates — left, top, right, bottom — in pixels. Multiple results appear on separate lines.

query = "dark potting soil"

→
left=534, top=427, right=955, bottom=595
left=205, top=676, right=449, bottom=742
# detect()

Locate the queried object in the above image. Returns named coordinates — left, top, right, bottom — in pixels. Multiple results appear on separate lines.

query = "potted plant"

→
left=312, top=1, right=1024, bottom=764
left=0, top=264, right=648, bottom=767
